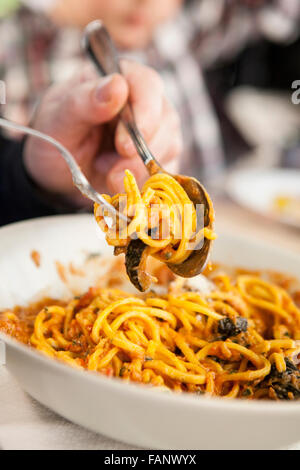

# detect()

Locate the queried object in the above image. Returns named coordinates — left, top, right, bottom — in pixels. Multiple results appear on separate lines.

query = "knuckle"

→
left=170, top=138, right=183, bottom=158
left=146, top=68, right=164, bottom=92
left=171, top=111, right=181, bottom=132
left=174, top=136, right=183, bottom=156
left=121, top=59, right=163, bottom=92
left=164, top=99, right=181, bottom=130
left=164, top=155, right=180, bottom=174
left=167, top=116, right=183, bottom=152
left=159, top=139, right=182, bottom=166
left=64, top=92, right=78, bottom=116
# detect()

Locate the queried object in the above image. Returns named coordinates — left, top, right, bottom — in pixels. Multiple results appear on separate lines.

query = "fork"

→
left=0, top=117, right=128, bottom=221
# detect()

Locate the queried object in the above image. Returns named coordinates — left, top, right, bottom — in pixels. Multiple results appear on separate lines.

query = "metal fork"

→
left=0, top=117, right=128, bottom=221
left=82, top=20, right=161, bottom=171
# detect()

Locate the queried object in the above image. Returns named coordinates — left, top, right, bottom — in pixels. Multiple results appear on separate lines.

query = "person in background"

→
left=0, top=60, right=182, bottom=226
left=0, top=0, right=299, bottom=187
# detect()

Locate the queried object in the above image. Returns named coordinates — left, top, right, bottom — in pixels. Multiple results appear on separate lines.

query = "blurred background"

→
left=0, top=0, right=19, bottom=17
left=1, top=0, right=300, bottom=247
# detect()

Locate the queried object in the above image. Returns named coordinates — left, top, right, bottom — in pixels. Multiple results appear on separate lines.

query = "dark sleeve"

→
left=0, top=134, right=71, bottom=227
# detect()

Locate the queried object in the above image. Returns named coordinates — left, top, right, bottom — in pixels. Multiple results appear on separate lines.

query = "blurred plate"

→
left=227, top=168, right=300, bottom=229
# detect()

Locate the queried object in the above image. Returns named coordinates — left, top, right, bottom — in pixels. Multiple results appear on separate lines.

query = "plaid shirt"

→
left=1, top=0, right=299, bottom=186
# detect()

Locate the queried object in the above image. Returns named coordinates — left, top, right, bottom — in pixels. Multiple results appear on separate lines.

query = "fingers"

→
left=89, top=151, right=120, bottom=194
left=115, top=60, right=164, bottom=158
left=110, top=97, right=182, bottom=192
left=107, top=157, right=149, bottom=194
left=60, top=74, right=129, bottom=134
left=26, top=59, right=182, bottom=203
left=106, top=99, right=182, bottom=193
left=24, top=72, right=128, bottom=198
left=145, top=99, right=182, bottom=172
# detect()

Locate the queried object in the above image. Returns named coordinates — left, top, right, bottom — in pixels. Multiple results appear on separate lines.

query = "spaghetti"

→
left=2, top=266, right=300, bottom=400
left=94, top=170, right=216, bottom=291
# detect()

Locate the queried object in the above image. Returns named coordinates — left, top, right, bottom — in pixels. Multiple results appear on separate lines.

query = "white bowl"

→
left=1, top=214, right=300, bottom=450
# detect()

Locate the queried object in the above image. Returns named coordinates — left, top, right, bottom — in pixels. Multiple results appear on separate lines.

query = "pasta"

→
left=94, top=170, right=216, bottom=291
left=2, top=265, right=300, bottom=400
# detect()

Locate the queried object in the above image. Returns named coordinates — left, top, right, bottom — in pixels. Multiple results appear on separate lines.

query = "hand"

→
left=24, top=60, right=182, bottom=207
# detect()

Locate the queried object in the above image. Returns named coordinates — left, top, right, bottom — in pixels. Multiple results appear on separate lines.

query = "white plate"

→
left=227, top=168, right=300, bottom=228
left=1, top=214, right=300, bottom=450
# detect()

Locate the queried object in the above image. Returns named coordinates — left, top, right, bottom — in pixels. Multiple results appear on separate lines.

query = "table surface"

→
left=215, top=198, right=300, bottom=254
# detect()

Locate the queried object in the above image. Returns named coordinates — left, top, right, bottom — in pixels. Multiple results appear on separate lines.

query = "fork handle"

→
left=82, top=20, right=160, bottom=171
left=0, top=117, right=128, bottom=221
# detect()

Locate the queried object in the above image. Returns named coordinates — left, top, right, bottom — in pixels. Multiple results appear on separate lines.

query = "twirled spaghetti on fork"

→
left=94, top=170, right=216, bottom=291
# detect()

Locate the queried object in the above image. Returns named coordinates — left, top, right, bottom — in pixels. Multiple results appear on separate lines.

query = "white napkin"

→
left=0, top=366, right=138, bottom=450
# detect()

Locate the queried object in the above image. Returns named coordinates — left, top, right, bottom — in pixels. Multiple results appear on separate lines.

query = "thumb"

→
left=64, top=73, right=129, bottom=129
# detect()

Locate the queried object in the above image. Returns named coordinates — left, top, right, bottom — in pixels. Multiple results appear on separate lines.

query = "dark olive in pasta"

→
left=218, top=316, right=248, bottom=340
left=256, top=358, right=300, bottom=400
left=125, top=239, right=153, bottom=292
